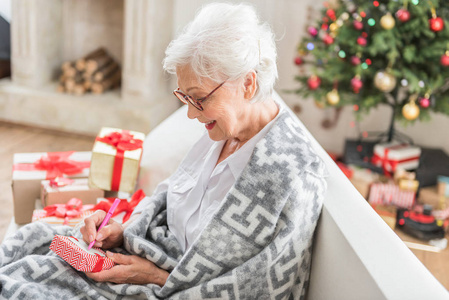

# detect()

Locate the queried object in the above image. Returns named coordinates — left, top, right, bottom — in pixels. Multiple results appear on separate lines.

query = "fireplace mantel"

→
left=0, top=0, right=178, bottom=136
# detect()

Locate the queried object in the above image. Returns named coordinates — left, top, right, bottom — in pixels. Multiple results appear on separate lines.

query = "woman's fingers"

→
left=80, top=210, right=106, bottom=244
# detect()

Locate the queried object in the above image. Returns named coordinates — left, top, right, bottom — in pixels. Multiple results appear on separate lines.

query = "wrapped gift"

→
left=12, top=151, right=91, bottom=224
left=93, top=189, right=146, bottom=223
left=398, top=179, right=419, bottom=192
left=41, top=177, right=104, bottom=207
left=348, top=165, right=379, bottom=199
left=89, top=128, right=145, bottom=193
left=368, top=182, right=415, bottom=209
left=32, top=198, right=95, bottom=226
left=372, top=143, right=421, bottom=174
left=50, top=235, right=114, bottom=272
left=437, top=176, right=449, bottom=197
left=418, top=186, right=448, bottom=210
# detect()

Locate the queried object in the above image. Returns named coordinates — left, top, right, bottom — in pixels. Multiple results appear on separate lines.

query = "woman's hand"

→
left=86, top=252, right=169, bottom=286
left=80, top=211, right=124, bottom=249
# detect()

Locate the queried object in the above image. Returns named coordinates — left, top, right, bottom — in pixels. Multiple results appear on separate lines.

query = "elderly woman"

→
left=0, top=3, right=327, bottom=299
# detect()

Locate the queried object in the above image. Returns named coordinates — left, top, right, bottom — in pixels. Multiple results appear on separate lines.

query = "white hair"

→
left=163, top=2, right=278, bottom=102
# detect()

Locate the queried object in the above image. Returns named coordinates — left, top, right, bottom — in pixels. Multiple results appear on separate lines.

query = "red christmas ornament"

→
left=307, top=75, right=321, bottom=90
left=353, top=20, right=363, bottom=30
left=326, top=9, right=336, bottom=21
left=429, top=17, right=444, bottom=32
left=323, top=34, right=334, bottom=45
left=357, top=36, right=367, bottom=46
left=351, top=76, right=363, bottom=93
left=441, top=52, right=449, bottom=66
left=294, top=56, right=303, bottom=65
left=419, top=97, right=430, bottom=108
left=350, top=56, right=361, bottom=65
left=308, top=26, right=318, bottom=37
left=395, top=9, right=410, bottom=23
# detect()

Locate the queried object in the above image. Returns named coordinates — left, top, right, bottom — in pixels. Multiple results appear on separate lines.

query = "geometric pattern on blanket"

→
left=0, top=110, right=327, bottom=300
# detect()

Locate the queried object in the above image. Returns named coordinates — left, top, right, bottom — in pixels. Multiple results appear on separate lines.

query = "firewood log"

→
left=86, top=54, right=113, bottom=74
left=75, top=48, right=107, bottom=71
left=93, top=61, right=120, bottom=82
left=73, top=84, right=86, bottom=96
left=65, top=71, right=83, bottom=92
left=91, top=70, right=121, bottom=94
left=63, top=63, right=77, bottom=77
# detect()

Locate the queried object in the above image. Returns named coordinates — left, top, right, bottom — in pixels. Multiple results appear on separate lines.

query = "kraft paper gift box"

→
left=372, top=143, right=421, bottom=174
left=12, top=151, right=91, bottom=224
left=41, top=177, right=104, bottom=207
left=50, top=235, right=114, bottom=272
left=89, top=127, right=145, bottom=193
left=418, top=186, right=448, bottom=210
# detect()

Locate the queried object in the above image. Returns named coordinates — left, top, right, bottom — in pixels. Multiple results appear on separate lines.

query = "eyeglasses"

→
left=173, top=81, right=226, bottom=111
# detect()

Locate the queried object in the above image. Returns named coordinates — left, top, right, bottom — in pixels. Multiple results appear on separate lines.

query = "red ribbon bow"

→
left=93, top=189, right=145, bottom=223
left=13, top=151, right=90, bottom=180
left=44, top=198, right=94, bottom=225
left=96, top=130, right=143, bottom=191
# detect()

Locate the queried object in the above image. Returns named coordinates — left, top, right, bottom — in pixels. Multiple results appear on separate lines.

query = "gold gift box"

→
left=88, top=127, right=145, bottom=193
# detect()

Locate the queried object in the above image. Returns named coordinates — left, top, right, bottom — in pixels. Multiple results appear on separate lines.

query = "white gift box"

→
left=372, top=143, right=421, bottom=173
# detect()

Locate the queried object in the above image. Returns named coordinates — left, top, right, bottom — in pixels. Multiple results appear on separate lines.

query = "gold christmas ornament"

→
left=329, top=22, right=338, bottom=33
left=380, top=13, right=396, bottom=30
left=326, top=89, right=340, bottom=105
left=374, top=70, right=397, bottom=92
left=402, top=96, right=420, bottom=120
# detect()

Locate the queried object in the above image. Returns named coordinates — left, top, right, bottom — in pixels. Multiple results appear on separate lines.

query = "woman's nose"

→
left=186, top=102, right=201, bottom=119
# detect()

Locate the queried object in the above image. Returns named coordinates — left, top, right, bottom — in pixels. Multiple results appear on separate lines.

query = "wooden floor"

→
left=0, top=122, right=448, bottom=291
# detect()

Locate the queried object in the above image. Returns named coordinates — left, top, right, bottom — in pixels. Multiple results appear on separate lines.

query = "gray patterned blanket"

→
left=0, top=111, right=327, bottom=299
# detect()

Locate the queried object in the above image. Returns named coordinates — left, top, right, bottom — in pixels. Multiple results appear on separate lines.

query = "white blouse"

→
left=141, top=104, right=282, bottom=252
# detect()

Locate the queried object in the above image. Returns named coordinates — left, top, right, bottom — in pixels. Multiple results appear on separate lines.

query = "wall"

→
left=0, top=0, right=11, bottom=22
left=172, top=0, right=449, bottom=155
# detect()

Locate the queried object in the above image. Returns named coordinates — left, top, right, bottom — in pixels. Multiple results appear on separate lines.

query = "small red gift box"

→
left=12, top=151, right=91, bottom=224
left=50, top=235, right=115, bottom=272
left=32, top=198, right=95, bottom=226
left=89, top=128, right=145, bottom=193
left=372, top=143, right=421, bottom=174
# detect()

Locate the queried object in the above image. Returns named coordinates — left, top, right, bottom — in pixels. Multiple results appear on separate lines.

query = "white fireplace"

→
left=0, top=0, right=178, bottom=136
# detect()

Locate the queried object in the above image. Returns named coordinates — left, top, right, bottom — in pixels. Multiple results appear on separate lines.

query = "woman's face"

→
left=176, top=65, right=250, bottom=142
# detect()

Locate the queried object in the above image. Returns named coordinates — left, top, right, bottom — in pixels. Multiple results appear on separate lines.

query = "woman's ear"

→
left=243, top=71, right=257, bottom=100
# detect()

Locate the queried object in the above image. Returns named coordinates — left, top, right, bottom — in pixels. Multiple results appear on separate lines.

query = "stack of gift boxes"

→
left=339, top=140, right=449, bottom=234
left=11, top=127, right=146, bottom=227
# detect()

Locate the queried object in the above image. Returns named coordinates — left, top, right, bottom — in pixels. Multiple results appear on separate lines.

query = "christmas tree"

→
left=293, top=0, right=449, bottom=142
